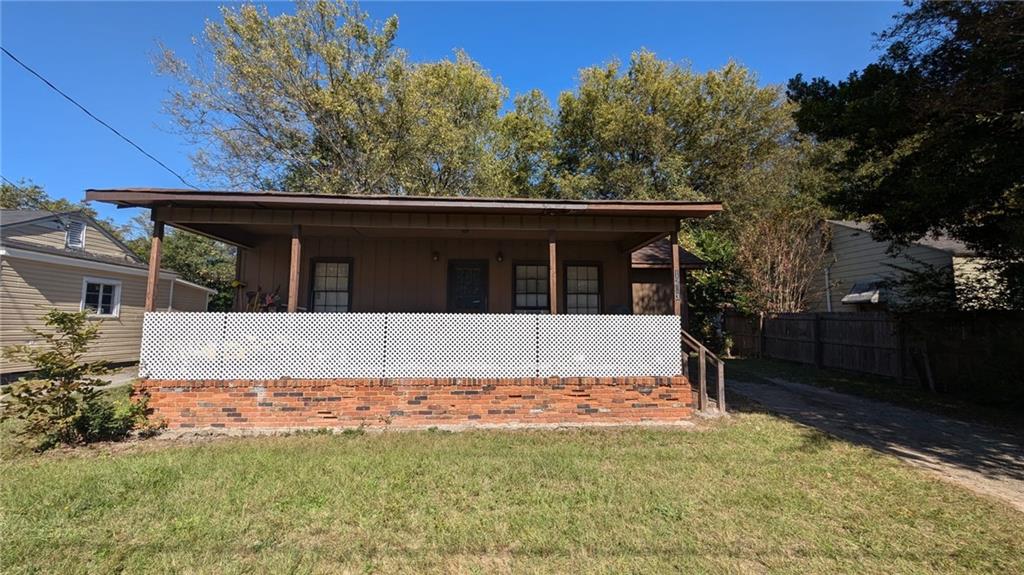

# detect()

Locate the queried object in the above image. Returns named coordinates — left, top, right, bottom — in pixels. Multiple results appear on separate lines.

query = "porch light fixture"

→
left=496, top=251, right=504, bottom=263
left=431, top=251, right=440, bottom=262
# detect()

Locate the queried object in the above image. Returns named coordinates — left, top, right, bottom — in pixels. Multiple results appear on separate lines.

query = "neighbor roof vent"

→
left=65, top=220, right=85, bottom=249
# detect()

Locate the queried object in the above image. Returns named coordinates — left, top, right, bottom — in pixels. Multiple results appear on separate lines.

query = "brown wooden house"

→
left=630, top=238, right=706, bottom=318
left=88, top=189, right=723, bottom=430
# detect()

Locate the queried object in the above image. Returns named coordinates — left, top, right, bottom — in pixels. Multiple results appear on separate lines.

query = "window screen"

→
left=514, top=264, right=549, bottom=314
left=65, top=221, right=85, bottom=249
left=312, top=261, right=351, bottom=312
left=565, top=265, right=601, bottom=314
left=83, top=281, right=118, bottom=316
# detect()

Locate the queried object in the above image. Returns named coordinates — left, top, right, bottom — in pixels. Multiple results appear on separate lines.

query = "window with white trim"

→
left=81, top=278, right=121, bottom=317
left=565, top=264, right=601, bottom=314
left=513, top=264, right=549, bottom=314
left=65, top=221, right=85, bottom=249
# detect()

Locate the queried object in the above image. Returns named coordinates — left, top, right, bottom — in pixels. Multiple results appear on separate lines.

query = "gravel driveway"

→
left=728, top=376, right=1024, bottom=513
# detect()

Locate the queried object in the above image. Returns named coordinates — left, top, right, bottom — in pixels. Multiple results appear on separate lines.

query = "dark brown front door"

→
left=447, top=260, right=488, bottom=313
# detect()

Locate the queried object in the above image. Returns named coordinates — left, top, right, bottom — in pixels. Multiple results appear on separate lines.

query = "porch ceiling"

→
left=173, top=222, right=666, bottom=248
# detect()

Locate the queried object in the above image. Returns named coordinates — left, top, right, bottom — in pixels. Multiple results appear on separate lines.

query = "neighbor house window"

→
left=311, top=259, right=352, bottom=312
left=565, top=264, right=601, bottom=314
left=514, top=264, right=549, bottom=314
left=81, top=278, right=121, bottom=317
left=65, top=221, right=85, bottom=249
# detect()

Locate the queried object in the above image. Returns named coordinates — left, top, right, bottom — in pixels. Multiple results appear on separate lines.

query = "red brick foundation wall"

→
left=134, top=377, right=693, bottom=430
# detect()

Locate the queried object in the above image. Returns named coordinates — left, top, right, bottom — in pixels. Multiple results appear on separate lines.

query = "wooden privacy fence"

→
left=723, top=311, right=1024, bottom=397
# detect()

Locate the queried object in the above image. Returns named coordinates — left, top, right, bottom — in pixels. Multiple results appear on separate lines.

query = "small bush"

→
left=76, top=394, right=153, bottom=443
left=1, top=310, right=155, bottom=450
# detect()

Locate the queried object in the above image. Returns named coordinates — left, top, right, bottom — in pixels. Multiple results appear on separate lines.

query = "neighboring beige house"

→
left=1, top=209, right=215, bottom=375
left=808, top=220, right=996, bottom=313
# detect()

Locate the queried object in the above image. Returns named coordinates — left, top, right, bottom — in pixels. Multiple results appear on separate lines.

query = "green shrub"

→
left=1, top=310, right=155, bottom=450
left=76, top=395, right=154, bottom=443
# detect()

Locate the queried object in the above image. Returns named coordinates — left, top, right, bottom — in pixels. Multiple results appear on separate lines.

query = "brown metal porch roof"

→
left=85, top=188, right=722, bottom=218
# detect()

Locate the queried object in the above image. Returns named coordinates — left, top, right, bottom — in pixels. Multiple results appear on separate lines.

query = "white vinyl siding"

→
left=2, top=217, right=134, bottom=259
left=0, top=256, right=211, bottom=374
left=807, top=223, right=954, bottom=312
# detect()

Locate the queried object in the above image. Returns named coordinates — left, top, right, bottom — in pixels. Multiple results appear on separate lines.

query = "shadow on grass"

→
left=726, top=361, right=1024, bottom=489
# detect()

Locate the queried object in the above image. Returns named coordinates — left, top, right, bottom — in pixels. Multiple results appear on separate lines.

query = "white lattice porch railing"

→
left=139, top=312, right=682, bottom=380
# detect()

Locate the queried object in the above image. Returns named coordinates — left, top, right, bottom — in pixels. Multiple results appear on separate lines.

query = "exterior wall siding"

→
left=807, top=223, right=953, bottom=313
left=0, top=257, right=207, bottom=374
left=631, top=268, right=673, bottom=315
left=135, top=376, right=693, bottom=430
left=239, top=236, right=632, bottom=313
left=2, top=218, right=138, bottom=260
left=171, top=281, right=210, bottom=312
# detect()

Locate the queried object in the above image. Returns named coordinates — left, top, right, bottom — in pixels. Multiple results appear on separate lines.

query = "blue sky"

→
left=2, top=1, right=903, bottom=225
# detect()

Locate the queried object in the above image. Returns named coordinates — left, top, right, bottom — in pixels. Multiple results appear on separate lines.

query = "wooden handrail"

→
left=681, top=330, right=724, bottom=365
left=680, top=329, right=726, bottom=414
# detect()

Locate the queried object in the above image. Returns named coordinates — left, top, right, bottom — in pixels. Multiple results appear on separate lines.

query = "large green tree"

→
left=552, top=51, right=797, bottom=205
left=787, top=1, right=1024, bottom=302
left=495, top=90, right=555, bottom=198
left=551, top=51, right=836, bottom=318
left=160, top=0, right=536, bottom=197
left=2, top=180, right=93, bottom=214
left=161, top=2, right=839, bottom=322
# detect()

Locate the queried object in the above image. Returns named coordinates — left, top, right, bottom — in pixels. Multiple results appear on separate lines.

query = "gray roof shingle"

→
left=0, top=208, right=70, bottom=227
left=828, top=220, right=974, bottom=257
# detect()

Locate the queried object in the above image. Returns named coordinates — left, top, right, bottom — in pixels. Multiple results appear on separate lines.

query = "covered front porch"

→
left=88, top=189, right=724, bottom=429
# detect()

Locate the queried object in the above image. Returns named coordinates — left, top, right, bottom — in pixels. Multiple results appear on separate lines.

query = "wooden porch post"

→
left=671, top=225, right=682, bottom=318
left=548, top=230, right=558, bottom=314
left=680, top=269, right=690, bottom=332
left=287, top=224, right=301, bottom=313
left=144, top=219, right=164, bottom=312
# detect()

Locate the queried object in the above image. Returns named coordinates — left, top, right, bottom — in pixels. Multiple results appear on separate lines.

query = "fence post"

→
left=757, top=313, right=765, bottom=358
left=813, top=313, right=823, bottom=368
left=895, top=315, right=905, bottom=384
left=717, top=360, right=726, bottom=413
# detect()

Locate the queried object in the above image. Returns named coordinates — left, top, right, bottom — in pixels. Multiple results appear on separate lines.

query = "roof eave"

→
left=85, top=189, right=723, bottom=219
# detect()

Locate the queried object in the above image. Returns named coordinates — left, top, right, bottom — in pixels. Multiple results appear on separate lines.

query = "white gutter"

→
left=174, top=277, right=217, bottom=295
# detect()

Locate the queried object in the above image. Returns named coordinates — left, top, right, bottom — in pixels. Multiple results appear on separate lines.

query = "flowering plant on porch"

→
left=245, top=285, right=282, bottom=312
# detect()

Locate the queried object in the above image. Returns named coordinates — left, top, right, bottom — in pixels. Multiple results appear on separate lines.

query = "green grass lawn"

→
left=3, top=415, right=1023, bottom=574
left=727, top=357, right=1024, bottom=430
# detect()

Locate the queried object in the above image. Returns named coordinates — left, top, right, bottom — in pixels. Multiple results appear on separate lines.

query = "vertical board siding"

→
left=631, top=268, right=673, bottom=315
left=237, top=236, right=632, bottom=313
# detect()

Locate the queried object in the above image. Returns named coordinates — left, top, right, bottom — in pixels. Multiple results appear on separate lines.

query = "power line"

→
left=2, top=46, right=198, bottom=190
